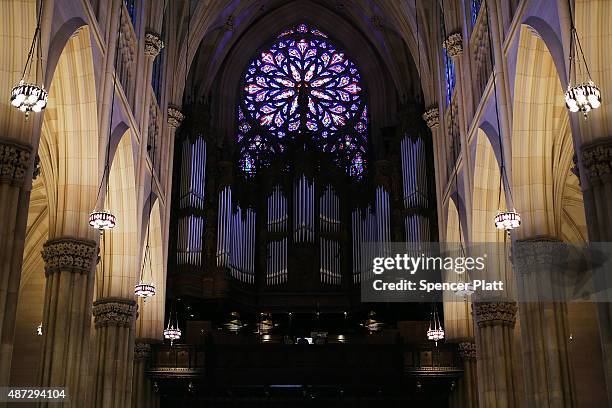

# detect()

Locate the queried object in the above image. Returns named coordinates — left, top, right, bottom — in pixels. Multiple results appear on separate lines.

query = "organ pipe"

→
left=293, top=175, right=314, bottom=243
left=216, top=186, right=232, bottom=267
left=401, top=136, right=428, bottom=209
left=176, top=138, right=207, bottom=267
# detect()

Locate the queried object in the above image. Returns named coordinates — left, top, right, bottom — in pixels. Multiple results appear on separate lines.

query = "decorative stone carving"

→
left=0, top=139, right=32, bottom=186
left=443, top=32, right=463, bottom=58
left=224, top=15, right=234, bottom=32
left=512, top=237, right=562, bottom=276
left=458, top=341, right=477, bottom=360
left=422, top=106, right=440, bottom=129
left=42, top=237, right=97, bottom=276
left=167, top=106, right=185, bottom=129
left=92, top=298, right=137, bottom=328
left=472, top=301, right=517, bottom=327
left=144, top=32, right=164, bottom=58
left=581, top=138, right=612, bottom=185
left=32, top=154, right=40, bottom=180
left=134, top=342, right=152, bottom=361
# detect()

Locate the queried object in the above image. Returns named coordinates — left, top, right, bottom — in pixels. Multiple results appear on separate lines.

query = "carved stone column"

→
left=580, top=138, right=612, bottom=405
left=513, top=239, right=575, bottom=407
left=473, top=301, right=519, bottom=408
left=0, top=139, right=33, bottom=385
left=38, top=237, right=97, bottom=407
left=90, top=298, right=138, bottom=408
left=450, top=341, right=479, bottom=408
left=131, top=341, right=159, bottom=408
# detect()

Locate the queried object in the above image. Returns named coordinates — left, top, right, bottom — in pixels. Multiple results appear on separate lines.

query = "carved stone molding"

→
left=472, top=302, right=517, bottom=328
left=42, top=237, right=97, bottom=276
left=134, top=342, right=152, bottom=361
left=32, top=154, right=41, bottom=180
left=512, top=237, right=562, bottom=276
left=0, top=139, right=32, bottom=186
left=167, top=106, right=185, bottom=129
left=92, top=297, right=137, bottom=328
left=458, top=341, right=477, bottom=360
left=422, top=107, right=440, bottom=129
left=581, top=138, right=612, bottom=185
left=144, top=32, right=164, bottom=58
left=443, top=32, right=463, bottom=58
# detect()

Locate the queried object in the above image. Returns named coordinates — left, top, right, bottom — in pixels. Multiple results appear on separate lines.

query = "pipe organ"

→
left=176, top=138, right=206, bottom=266
left=172, top=115, right=435, bottom=302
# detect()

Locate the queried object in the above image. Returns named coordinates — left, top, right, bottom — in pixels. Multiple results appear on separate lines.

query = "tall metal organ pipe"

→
left=293, top=175, right=314, bottom=243
left=266, top=186, right=288, bottom=285
left=319, top=185, right=341, bottom=285
left=177, top=138, right=206, bottom=266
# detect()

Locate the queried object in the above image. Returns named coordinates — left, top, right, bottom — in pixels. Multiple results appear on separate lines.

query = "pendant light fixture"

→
left=564, top=1, right=601, bottom=118
left=89, top=4, right=123, bottom=232
left=10, top=0, right=48, bottom=117
left=163, top=300, right=181, bottom=345
left=483, top=1, right=520, bottom=233
left=427, top=304, right=445, bottom=346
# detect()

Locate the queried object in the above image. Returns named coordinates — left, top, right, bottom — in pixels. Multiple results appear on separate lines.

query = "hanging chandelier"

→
left=163, top=324, right=181, bottom=346
left=10, top=0, right=47, bottom=117
left=427, top=306, right=444, bottom=346
left=89, top=210, right=117, bottom=231
left=494, top=209, right=521, bottom=232
left=361, top=311, right=384, bottom=333
left=224, top=312, right=245, bottom=332
left=164, top=301, right=181, bottom=345
left=134, top=281, right=156, bottom=298
left=565, top=13, right=601, bottom=118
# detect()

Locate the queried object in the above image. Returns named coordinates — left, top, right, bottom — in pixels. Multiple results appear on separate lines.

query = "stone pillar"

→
left=0, top=139, right=33, bottom=386
left=450, top=341, right=479, bottom=408
left=90, top=298, right=138, bottom=408
left=38, top=237, right=97, bottom=407
left=132, top=341, right=159, bottom=408
left=473, top=301, right=518, bottom=408
left=513, top=239, right=575, bottom=407
left=580, top=138, right=612, bottom=405
left=423, top=107, right=446, bottom=238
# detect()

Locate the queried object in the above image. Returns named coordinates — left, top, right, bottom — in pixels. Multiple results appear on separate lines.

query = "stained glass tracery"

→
left=237, top=23, right=368, bottom=177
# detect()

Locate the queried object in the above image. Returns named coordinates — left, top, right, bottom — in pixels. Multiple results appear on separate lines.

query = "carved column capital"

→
left=512, top=237, right=563, bottom=275
left=581, top=138, right=612, bottom=185
left=457, top=341, right=477, bottom=360
left=134, top=342, right=152, bottom=361
left=0, top=139, right=32, bottom=186
left=144, top=32, right=164, bottom=58
left=92, top=298, right=137, bottom=328
left=443, top=32, right=463, bottom=58
left=42, top=237, right=97, bottom=276
left=167, top=106, right=185, bottom=129
left=422, top=106, right=440, bottom=129
left=472, top=301, right=517, bottom=328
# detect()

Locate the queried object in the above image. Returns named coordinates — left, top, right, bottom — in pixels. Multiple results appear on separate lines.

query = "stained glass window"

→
left=471, top=0, right=483, bottom=26
left=124, top=0, right=137, bottom=27
left=443, top=49, right=455, bottom=105
left=237, top=23, right=368, bottom=177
